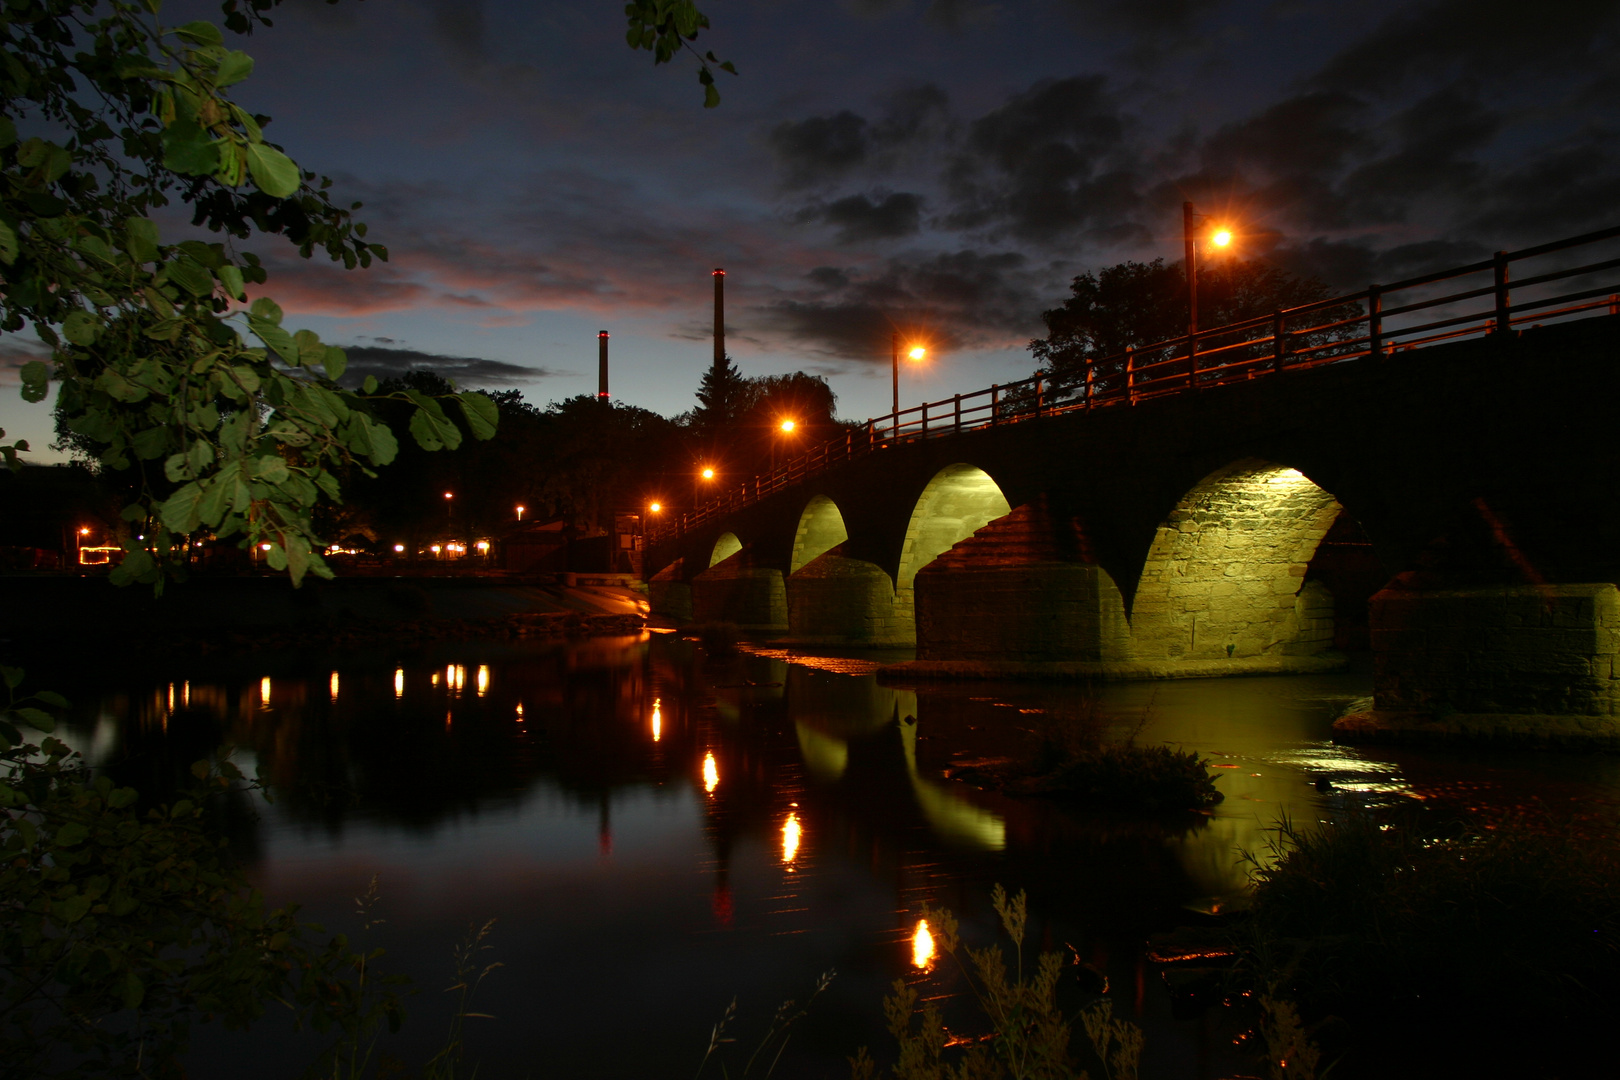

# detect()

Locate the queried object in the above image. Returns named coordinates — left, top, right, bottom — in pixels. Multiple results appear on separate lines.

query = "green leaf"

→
left=119, top=971, right=146, bottom=1010
left=456, top=391, right=499, bottom=440
left=125, top=217, right=161, bottom=263
left=249, top=317, right=297, bottom=366
left=107, top=787, right=138, bottom=809
left=131, top=426, right=168, bottom=460
left=244, top=142, right=301, bottom=198
left=217, top=264, right=245, bottom=300
left=173, top=20, right=224, bottom=46
left=34, top=690, right=70, bottom=709
left=170, top=799, right=196, bottom=818
left=0, top=118, right=15, bottom=149
left=168, top=257, right=214, bottom=297
left=63, top=310, right=102, bottom=346
left=161, top=481, right=205, bottom=534
left=250, top=455, right=289, bottom=483
left=362, top=375, right=378, bottom=394
left=20, top=361, right=49, bottom=403
left=162, top=118, right=221, bottom=175
left=53, top=823, right=89, bottom=849
left=15, top=707, right=53, bottom=732
left=250, top=296, right=284, bottom=324
left=323, top=346, right=347, bottom=382
left=216, top=49, right=254, bottom=86
left=0, top=218, right=17, bottom=265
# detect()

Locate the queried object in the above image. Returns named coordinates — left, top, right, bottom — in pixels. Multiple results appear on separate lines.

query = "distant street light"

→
left=649, top=501, right=662, bottom=513
left=701, top=466, right=715, bottom=480
left=891, top=333, right=928, bottom=436
left=778, top=419, right=795, bottom=433
left=516, top=504, right=525, bottom=521
left=443, top=491, right=454, bottom=527
left=694, top=466, right=717, bottom=507
left=1183, top=201, right=1235, bottom=335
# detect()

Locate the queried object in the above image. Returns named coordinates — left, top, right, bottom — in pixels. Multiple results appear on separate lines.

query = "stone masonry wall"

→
left=691, top=550, right=787, bottom=631
left=786, top=550, right=912, bottom=644
left=1372, top=583, right=1620, bottom=718
left=1132, top=463, right=1342, bottom=661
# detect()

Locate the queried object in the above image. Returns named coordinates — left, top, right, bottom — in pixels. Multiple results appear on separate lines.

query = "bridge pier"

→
left=785, top=550, right=913, bottom=645
left=690, top=548, right=787, bottom=632
left=648, top=559, right=692, bottom=623
left=1337, top=583, right=1620, bottom=746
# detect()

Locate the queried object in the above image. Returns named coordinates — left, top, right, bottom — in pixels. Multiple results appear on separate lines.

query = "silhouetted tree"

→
left=692, top=353, right=749, bottom=433
left=1030, top=257, right=1361, bottom=397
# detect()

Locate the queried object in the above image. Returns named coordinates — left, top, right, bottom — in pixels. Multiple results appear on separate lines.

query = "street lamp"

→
left=772, top=418, right=799, bottom=469
left=649, top=501, right=662, bottom=514
left=443, top=491, right=454, bottom=527
left=890, top=333, right=927, bottom=435
left=694, top=466, right=716, bottom=507
left=516, top=504, right=525, bottom=521
left=1183, top=202, right=1234, bottom=336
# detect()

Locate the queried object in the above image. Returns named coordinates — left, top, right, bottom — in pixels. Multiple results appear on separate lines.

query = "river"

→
left=52, top=631, right=1620, bottom=1078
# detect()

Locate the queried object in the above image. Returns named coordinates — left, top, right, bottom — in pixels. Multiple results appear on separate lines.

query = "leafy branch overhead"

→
left=0, top=0, right=500, bottom=588
left=624, top=0, right=737, bottom=107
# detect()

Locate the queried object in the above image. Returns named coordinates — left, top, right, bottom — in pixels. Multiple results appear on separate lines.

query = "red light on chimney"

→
left=598, top=331, right=609, bottom=338
left=713, top=268, right=724, bottom=276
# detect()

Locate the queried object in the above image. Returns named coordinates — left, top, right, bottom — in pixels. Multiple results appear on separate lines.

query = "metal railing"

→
left=650, top=224, right=1620, bottom=545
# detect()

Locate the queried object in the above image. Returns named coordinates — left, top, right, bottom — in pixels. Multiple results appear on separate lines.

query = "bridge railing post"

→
left=921, top=401, right=928, bottom=437
left=991, top=384, right=1000, bottom=424
left=1035, top=376, right=1044, bottom=417
left=1368, top=285, right=1383, bottom=358
left=1188, top=333, right=1199, bottom=391
left=1124, top=347, right=1135, bottom=403
left=1273, top=310, right=1287, bottom=372
left=1084, top=359, right=1094, bottom=406
left=1493, top=250, right=1512, bottom=335
left=953, top=394, right=961, bottom=433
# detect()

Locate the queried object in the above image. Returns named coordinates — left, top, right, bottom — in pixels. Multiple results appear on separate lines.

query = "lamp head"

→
left=1210, top=227, right=1233, bottom=247
left=779, top=419, right=796, bottom=433
left=908, top=346, right=927, bottom=361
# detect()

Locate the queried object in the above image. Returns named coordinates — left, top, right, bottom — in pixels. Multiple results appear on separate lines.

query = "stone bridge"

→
left=648, top=316, right=1620, bottom=745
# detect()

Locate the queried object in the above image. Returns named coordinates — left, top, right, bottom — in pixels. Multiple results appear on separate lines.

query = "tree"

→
left=0, top=0, right=731, bottom=589
left=692, top=353, right=749, bottom=434
left=1029, top=257, right=1361, bottom=396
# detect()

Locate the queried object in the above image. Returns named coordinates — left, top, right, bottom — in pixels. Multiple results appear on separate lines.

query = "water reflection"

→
left=44, top=636, right=1620, bottom=1079
left=912, top=918, right=936, bottom=970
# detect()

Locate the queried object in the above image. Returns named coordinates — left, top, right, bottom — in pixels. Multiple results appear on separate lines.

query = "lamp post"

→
left=443, top=491, right=454, bottom=527
left=516, top=504, right=525, bottom=522
left=694, top=466, right=716, bottom=507
left=772, top=419, right=797, bottom=469
left=890, top=332, right=927, bottom=437
left=1182, top=201, right=1233, bottom=336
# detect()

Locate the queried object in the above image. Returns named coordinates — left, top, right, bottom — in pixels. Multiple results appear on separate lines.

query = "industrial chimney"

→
left=712, top=268, right=725, bottom=371
left=598, top=331, right=609, bottom=399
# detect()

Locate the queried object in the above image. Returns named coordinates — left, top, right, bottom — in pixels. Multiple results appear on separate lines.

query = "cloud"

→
left=770, top=111, right=871, bottom=188
left=336, top=345, right=559, bottom=390
left=942, top=75, right=1140, bottom=242
left=802, top=191, right=926, bottom=243
left=1311, top=0, right=1620, bottom=95
left=753, top=248, right=1037, bottom=360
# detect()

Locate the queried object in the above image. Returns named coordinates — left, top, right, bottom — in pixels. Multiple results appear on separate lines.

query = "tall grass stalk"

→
left=853, top=884, right=1142, bottom=1080
left=422, top=919, right=502, bottom=1080
left=695, top=970, right=835, bottom=1079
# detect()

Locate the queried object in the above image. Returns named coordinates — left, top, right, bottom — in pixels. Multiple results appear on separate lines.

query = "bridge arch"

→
left=897, top=464, right=1012, bottom=590
left=1130, top=459, right=1344, bottom=661
left=708, top=531, right=743, bottom=568
left=790, top=495, right=848, bottom=573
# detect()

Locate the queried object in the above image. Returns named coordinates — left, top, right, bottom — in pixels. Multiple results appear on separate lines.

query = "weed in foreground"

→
left=695, top=969, right=836, bottom=1079
left=851, top=885, right=1142, bottom=1080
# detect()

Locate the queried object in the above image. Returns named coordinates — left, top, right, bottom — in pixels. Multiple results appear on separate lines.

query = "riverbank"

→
left=0, top=573, right=648, bottom=659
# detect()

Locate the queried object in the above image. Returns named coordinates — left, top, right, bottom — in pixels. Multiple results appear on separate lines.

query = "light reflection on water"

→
left=48, top=637, right=1620, bottom=1078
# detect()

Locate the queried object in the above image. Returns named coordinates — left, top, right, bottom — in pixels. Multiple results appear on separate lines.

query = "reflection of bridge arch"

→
left=898, top=464, right=1011, bottom=591
left=790, top=495, right=848, bottom=573
left=709, top=532, right=742, bottom=568
left=1131, top=460, right=1342, bottom=661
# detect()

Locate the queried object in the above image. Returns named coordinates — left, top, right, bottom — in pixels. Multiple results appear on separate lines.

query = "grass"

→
left=1237, top=811, right=1620, bottom=1076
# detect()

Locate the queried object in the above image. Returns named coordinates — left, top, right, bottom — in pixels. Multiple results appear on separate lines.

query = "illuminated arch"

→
left=1131, top=460, right=1343, bottom=661
left=708, top=531, right=742, bottom=568
left=790, top=495, right=848, bottom=574
left=896, top=464, right=1011, bottom=590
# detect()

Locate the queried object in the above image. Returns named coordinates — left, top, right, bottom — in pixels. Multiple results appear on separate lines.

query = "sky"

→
left=3, top=0, right=1618, bottom=460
